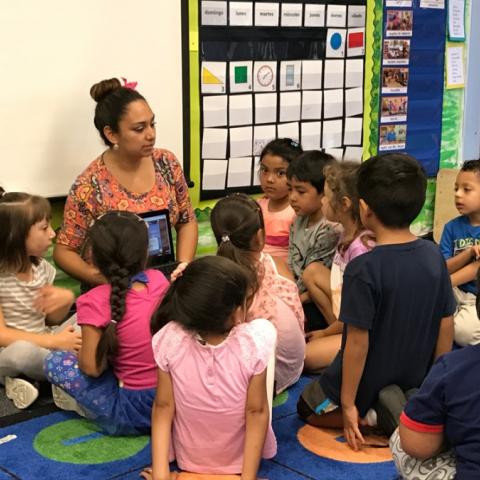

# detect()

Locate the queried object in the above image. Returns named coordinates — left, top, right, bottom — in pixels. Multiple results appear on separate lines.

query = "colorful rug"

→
left=0, top=376, right=398, bottom=479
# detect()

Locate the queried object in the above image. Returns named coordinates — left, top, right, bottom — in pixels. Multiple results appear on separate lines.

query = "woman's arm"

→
left=241, top=369, right=269, bottom=480
left=399, top=423, right=445, bottom=459
left=174, top=220, right=198, bottom=263
left=150, top=369, right=175, bottom=480
left=53, top=244, right=106, bottom=286
left=77, top=325, right=105, bottom=377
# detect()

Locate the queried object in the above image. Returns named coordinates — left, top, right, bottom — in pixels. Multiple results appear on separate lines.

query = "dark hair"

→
left=210, top=193, right=264, bottom=295
left=357, top=153, right=427, bottom=229
left=260, top=138, right=303, bottom=164
left=287, top=150, right=335, bottom=193
left=151, top=256, right=250, bottom=336
left=90, top=78, right=146, bottom=147
left=0, top=190, right=51, bottom=273
left=461, top=159, right=480, bottom=175
left=86, top=211, right=149, bottom=368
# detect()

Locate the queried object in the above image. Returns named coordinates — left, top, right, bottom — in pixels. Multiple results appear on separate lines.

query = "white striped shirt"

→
left=0, top=259, right=55, bottom=333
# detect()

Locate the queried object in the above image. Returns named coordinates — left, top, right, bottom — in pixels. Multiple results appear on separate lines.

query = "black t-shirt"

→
left=320, top=239, right=456, bottom=416
left=403, top=346, right=480, bottom=479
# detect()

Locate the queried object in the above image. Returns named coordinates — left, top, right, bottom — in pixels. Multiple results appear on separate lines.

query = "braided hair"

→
left=86, top=211, right=148, bottom=368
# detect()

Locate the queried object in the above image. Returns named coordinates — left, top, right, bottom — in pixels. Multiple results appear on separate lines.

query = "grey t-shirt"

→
left=288, top=215, right=341, bottom=292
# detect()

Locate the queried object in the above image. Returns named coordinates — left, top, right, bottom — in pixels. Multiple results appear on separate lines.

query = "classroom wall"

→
left=0, top=1, right=183, bottom=197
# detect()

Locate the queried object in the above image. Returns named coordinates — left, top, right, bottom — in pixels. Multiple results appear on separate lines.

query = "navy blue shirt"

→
left=320, top=239, right=456, bottom=416
left=439, top=215, right=480, bottom=295
left=402, top=346, right=480, bottom=479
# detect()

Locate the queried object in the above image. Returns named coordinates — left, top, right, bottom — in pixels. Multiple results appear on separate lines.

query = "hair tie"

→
left=121, top=77, right=138, bottom=90
left=110, top=319, right=118, bottom=324
left=221, top=234, right=230, bottom=243
left=290, top=140, right=299, bottom=148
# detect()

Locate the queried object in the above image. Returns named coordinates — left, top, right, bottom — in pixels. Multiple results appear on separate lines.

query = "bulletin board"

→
left=186, top=0, right=368, bottom=202
left=377, top=0, right=446, bottom=177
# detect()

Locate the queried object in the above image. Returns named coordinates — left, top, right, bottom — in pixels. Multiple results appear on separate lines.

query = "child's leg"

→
left=389, top=428, right=456, bottom=480
left=452, top=288, right=479, bottom=346
left=0, top=340, right=49, bottom=382
left=302, top=262, right=336, bottom=326
left=304, top=334, right=342, bottom=372
left=297, top=378, right=343, bottom=428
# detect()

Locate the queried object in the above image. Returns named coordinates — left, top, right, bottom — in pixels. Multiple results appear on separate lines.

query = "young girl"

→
left=211, top=193, right=305, bottom=393
left=303, top=162, right=375, bottom=371
left=145, top=256, right=277, bottom=478
left=258, top=138, right=303, bottom=260
left=0, top=190, right=78, bottom=409
left=44, top=211, right=169, bottom=435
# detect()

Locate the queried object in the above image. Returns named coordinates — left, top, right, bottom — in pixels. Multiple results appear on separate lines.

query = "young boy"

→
left=439, top=159, right=480, bottom=346
left=297, top=153, right=456, bottom=451
left=286, top=151, right=341, bottom=327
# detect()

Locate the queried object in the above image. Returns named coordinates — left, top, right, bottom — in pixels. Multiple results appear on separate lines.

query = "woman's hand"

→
left=170, top=262, right=188, bottom=282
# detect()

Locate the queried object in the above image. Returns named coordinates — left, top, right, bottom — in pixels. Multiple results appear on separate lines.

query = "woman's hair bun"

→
left=90, top=78, right=122, bottom=103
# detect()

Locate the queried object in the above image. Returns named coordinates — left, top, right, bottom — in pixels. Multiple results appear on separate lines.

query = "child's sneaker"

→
left=51, top=385, right=87, bottom=417
left=375, top=384, right=408, bottom=437
left=5, top=377, right=39, bottom=409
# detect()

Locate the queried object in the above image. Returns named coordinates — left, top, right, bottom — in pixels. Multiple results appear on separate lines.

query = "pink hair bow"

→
left=121, top=77, right=138, bottom=90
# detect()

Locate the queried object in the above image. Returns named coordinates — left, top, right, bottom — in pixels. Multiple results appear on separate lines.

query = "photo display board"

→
left=378, top=0, right=446, bottom=176
left=196, top=0, right=367, bottom=200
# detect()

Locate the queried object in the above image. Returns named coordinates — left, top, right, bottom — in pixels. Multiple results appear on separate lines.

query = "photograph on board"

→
left=382, top=67, right=409, bottom=94
left=383, top=39, right=410, bottom=65
left=381, top=96, right=408, bottom=123
left=379, top=124, right=407, bottom=151
left=385, top=10, right=413, bottom=37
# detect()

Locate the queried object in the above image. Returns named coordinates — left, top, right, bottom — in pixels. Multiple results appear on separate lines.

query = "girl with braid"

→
left=44, top=211, right=169, bottom=435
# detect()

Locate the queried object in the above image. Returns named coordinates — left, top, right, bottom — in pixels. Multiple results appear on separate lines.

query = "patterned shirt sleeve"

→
left=56, top=176, right=99, bottom=252
left=166, top=151, right=195, bottom=225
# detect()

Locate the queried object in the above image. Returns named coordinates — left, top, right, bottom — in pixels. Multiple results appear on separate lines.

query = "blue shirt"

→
left=402, top=346, right=480, bottom=480
left=439, top=215, right=480, bottom=295
left=320, top=239, right=456, bottom=416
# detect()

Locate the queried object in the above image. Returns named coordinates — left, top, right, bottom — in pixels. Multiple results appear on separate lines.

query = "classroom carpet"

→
left=0, top=376, right=398, bottom=480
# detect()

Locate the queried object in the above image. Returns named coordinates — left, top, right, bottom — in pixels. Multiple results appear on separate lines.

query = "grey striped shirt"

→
left=0, top=259, right=55, bottom=333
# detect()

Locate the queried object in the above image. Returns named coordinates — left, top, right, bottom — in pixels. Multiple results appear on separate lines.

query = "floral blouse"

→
left=57, top=148, right=195, bottom=252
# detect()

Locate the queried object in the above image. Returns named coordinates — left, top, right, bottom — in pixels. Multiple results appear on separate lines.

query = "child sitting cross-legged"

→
left=440, top=159, right=480, bottom=346
left=287, top=151, right=341, bottom=330
left=257, top=138, right=303, bottom=261
left=304, top=162, right=375, bottom=372
left=211, top=192, right=305, bottom=393
left=143, top=256, right=277, bottom=479
left=297, top=153, right=456, bottom=451
left=0, top=189, right=78, bottom=409
left=390, top=269, right=480, bottom=479
left=44, top=211, right=169, bottom=435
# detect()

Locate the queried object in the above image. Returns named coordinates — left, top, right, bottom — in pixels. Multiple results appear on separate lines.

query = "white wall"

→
left=0, top=1, right=183, bottom=197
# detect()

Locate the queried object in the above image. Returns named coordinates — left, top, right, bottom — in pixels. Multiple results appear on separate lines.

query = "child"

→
left=439, top=159, right=480, bottom=346
left=287, top=150, right=341, bottom=327
left=297, top=153, right=456, bottom=451
left=304, top=162, right=375, bottom=371
left=147, top=256, right=277, bottom=478
left=0, top=189, right=78, bottom=409
left=210, top=193, right=305, bottom=393
left=44, top=211, right=169, bottom=435
left=258, top=138, right=303, bottom=260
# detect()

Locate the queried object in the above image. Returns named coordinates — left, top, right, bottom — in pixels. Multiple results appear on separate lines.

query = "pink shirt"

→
left=77, top=269, right=169, bottom=390
left=152, top=319, right=277, bottom=474
left=258, top=197, right=296, bottom=260
left=248, top=254, right=305, bottom=393
left=331, top=232, right=375, bottom=317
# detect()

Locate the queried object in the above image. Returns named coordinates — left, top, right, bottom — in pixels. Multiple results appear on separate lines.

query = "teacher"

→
left=54, top=78, right=198, bottom=285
